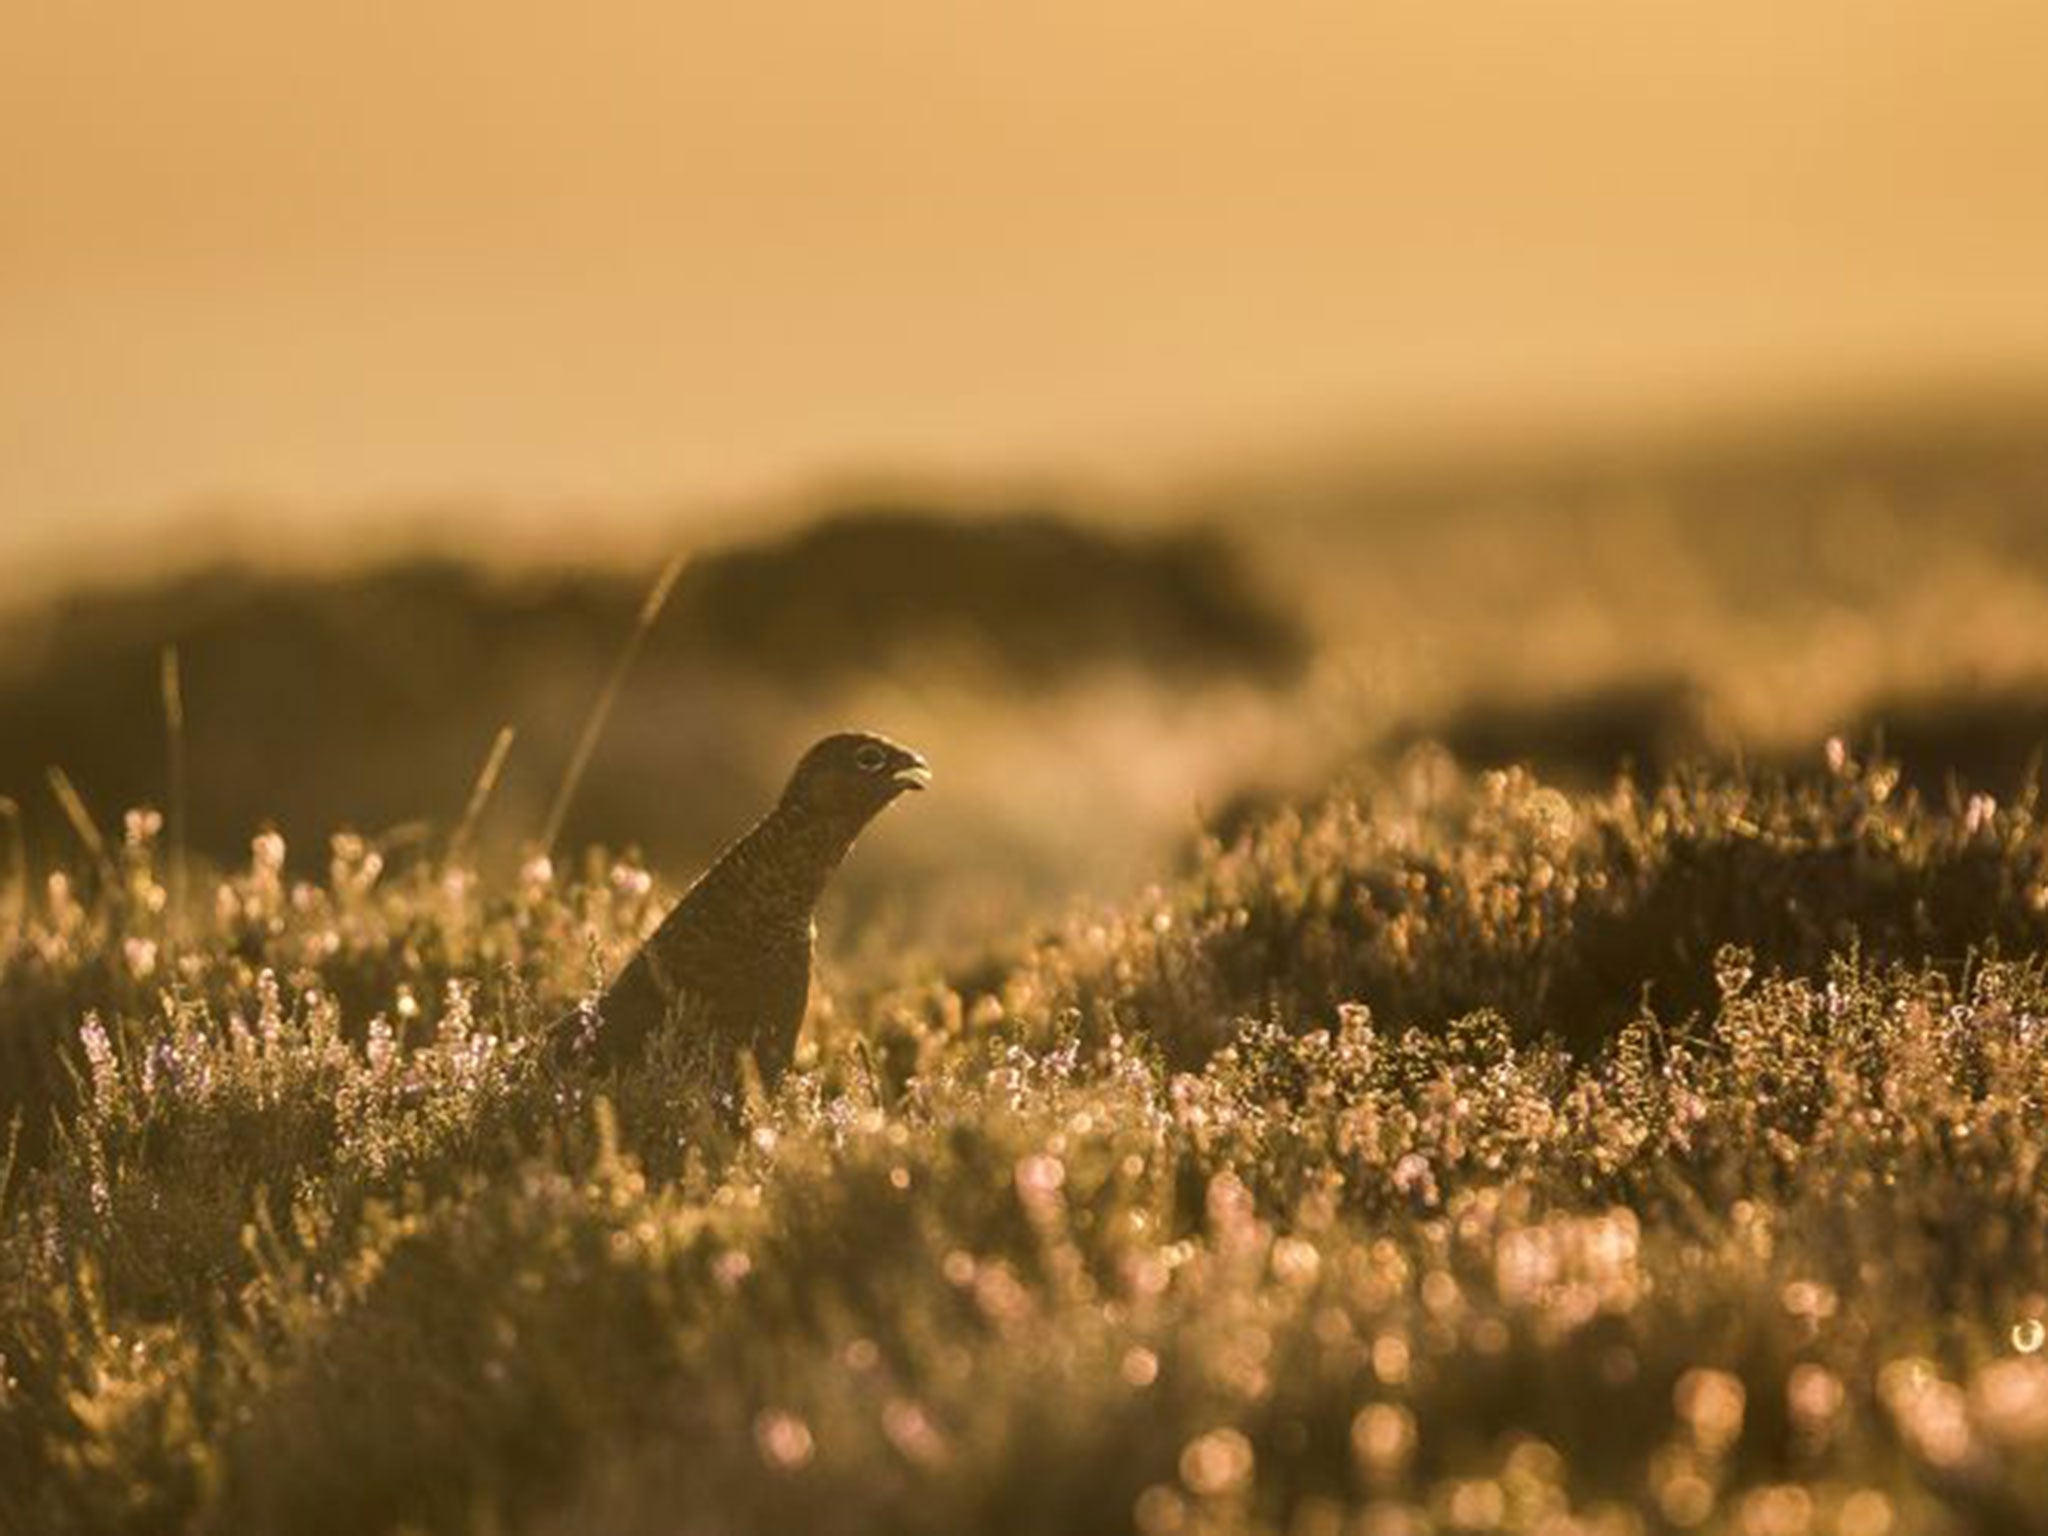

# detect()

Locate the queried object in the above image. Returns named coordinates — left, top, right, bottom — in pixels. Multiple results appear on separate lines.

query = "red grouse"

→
left=552, top=731, right=930, bottom=1096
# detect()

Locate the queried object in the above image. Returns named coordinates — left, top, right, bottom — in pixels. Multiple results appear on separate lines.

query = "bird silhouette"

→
left=551, top=731, right=930, bottom=1097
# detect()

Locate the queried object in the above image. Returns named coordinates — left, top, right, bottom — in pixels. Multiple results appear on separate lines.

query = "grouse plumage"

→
left=553, top=731, right=929, bottom=1095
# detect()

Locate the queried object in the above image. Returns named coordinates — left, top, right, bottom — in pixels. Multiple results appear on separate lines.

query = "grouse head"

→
left=780, top=731, right=932, bottom=826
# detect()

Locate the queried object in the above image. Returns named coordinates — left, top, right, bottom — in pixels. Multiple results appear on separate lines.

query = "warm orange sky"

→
left=7, top=2, right=2048, bottom=587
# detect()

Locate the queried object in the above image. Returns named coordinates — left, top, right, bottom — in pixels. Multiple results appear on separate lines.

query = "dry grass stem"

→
left=43, top=766, right=115, bottom=887
left=451, top=725, right=517, bottom=862
left=541, top=551, right=688, bottom=854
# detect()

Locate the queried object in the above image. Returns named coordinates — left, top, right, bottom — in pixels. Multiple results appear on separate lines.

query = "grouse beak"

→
left=890, top=752, right=933, bottom=792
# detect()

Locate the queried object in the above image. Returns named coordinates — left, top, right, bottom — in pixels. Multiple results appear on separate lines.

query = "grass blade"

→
left=162, top=645, right=189, bottom=941
left=541, top=552, right=688, bottom=855
left=46, top=766, right=117, bottom=887
left=0, top=795, right=23, bottom=937
left=451, top=724, right=517, bottom=861
left=0, top=1111, right=18, bottom=1217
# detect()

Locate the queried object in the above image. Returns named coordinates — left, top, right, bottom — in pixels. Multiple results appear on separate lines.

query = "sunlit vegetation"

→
left=17, top=410, right=2048, bottom=949
left=4, top=745, right=2046, bottom=1535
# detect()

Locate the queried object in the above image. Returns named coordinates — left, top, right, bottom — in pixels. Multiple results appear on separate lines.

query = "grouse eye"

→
left=853, top=743, right=889, bottom=773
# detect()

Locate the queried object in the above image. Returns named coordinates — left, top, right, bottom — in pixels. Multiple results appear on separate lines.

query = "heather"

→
left=3, top=752, right=2046, bottom=1535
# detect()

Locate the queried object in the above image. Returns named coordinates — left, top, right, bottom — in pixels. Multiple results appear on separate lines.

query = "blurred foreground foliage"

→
left=4, top=752, right=2048, bottom=1534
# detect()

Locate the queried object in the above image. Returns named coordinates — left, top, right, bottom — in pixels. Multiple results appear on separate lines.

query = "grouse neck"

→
left=726, top=798, right=872, bottom=922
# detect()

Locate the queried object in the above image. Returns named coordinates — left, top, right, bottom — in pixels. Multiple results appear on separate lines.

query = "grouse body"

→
left=553, top=731, right=930, bottom=1093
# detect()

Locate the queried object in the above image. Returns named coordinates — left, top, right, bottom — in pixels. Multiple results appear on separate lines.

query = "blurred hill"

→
left=0, top=508, right=1306, bottom=893
left=1250, top=394, right=2048, bottom=781
left=11, top=395, right=2048, bottom=967
left=668, top=510, right=1306, bottom=687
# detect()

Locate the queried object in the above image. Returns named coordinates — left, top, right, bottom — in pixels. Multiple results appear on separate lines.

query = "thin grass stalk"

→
left=46, top=766, right=117, bottom=889
left=0, top=795, right=23, bottom=938
left=541, top=551, right=688, bottom=855
left=161, top=645, right=189, bottom=944
left=452, top=724, right=517, bottom=863
left=0, top=1111, right=18, bottom=1217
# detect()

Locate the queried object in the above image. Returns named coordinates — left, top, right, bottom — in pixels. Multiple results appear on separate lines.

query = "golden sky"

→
left=6, top=2, right=2048, bottom=582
